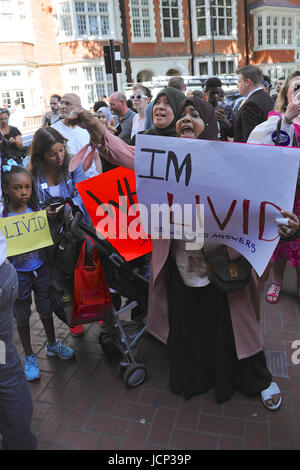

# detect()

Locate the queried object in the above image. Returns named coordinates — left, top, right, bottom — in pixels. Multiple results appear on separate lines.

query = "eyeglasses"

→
left=130, top=94, right=149, bottom=100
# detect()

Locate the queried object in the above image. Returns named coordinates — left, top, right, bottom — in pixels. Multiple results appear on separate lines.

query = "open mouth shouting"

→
left=179, top=125, right=196, bottom=137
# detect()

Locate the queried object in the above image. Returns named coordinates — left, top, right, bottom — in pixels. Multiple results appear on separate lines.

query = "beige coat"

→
left=97, top=129, right=267, bottom=360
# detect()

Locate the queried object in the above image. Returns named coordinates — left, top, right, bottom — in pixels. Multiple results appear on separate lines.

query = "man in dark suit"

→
left=233, top=65, right=274, bottom=142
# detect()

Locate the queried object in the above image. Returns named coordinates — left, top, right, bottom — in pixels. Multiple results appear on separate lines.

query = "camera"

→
left=0, top=134, right=9, bottom=147
left=49, top=201, right=63, bottom=209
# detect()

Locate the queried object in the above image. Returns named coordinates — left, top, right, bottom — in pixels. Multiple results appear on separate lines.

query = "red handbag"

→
left=71, top=237, right=113, bottom=327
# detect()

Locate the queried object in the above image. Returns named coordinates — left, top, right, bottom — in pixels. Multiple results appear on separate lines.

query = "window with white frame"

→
left=297, top=19, right=300, bottom=47
left=161, top=0, right=181, bottom=39
left=213, top=59, right=234, bottom=75
left=198, top=58, right=235, bottom=76
left=67, top=64, right=113, bottom=106
left=254, top=12, right=294, bottom=48
left=195, top=0, right=206, bottom=35
left=15, top=90, right=25, bottom=108
left=199, top=62, right=208, bottom=75
left=263, top=65, right=292, bottom=81
left=195, top=0, right=235, bottom=38
left=58, top=0, right=112, bottom=38
left=1, top=91, right=11, bottom=108
left=129, top=0, right=155, bottom=41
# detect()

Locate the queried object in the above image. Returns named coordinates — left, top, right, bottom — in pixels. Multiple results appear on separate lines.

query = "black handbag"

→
left=204, top=246, right=252, bottom=292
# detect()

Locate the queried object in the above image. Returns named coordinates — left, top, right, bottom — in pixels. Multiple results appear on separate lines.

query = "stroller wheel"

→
left=123, top=363, right=147, bottom=388
left=98, top=331, right=118, bottom=355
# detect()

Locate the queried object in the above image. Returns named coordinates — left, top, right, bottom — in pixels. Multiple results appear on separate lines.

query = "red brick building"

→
left=0, top=0, right=299, bottom=118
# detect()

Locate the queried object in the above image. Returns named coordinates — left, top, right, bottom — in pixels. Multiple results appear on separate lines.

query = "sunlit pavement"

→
left=12, top=264, right=300, bottom=450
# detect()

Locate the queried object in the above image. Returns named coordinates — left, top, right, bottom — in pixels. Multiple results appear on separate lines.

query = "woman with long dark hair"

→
left=29, top=127, right=87, bottom=226
left=29, top=126, right=88, bottom=337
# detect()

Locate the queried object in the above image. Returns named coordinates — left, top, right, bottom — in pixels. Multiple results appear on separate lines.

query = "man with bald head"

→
left=51, top=93, right=101, bottom=180
left=109, top=91, right=135, bottom=144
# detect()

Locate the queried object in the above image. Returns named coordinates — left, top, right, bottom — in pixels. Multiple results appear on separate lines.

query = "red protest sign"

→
left=76, top=167, right=152, bottom=261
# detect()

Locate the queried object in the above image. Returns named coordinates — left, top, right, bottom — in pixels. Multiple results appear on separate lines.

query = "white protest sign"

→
left=135, top=134, right=300, bottom=277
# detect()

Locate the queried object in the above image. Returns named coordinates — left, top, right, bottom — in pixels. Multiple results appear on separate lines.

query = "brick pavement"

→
left=12, top=265, right=300, bottom=450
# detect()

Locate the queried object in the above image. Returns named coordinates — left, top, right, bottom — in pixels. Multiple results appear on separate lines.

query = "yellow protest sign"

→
left=0, top=210, right=53, bottom=256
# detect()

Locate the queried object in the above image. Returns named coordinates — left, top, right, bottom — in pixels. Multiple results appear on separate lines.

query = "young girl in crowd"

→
left=2, top=166, right=74, bottom=382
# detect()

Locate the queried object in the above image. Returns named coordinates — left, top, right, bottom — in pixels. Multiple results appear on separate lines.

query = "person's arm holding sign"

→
left=278, top=210, right=300, bottom=240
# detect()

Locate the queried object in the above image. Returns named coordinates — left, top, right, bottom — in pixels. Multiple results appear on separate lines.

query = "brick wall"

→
left=28, top=0, right=62, bottom=99
left=0, top=42, right=35, bottom=63
left=253, top=49, right=295, bottom=64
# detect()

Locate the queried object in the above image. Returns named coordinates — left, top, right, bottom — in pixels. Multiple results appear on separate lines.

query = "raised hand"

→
left=278, top=210, right=300, bottom=239
left=66, top=107, right=105, bottom=143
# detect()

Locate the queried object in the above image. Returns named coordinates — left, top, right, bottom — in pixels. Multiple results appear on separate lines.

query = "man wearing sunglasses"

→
left=108, top=91, right=135, bottom=144
left=130, top=85, right=151, bottom=141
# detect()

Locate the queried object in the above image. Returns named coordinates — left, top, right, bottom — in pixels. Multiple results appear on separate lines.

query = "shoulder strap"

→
left=275, top=118, right=282, bottom=146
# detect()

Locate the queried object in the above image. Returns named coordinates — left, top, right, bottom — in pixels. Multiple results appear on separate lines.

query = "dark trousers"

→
left=13, top=262, right=52, bottom=327
left=0, top=261, right=36, bottom=450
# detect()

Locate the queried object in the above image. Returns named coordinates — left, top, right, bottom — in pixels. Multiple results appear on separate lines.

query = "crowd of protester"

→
left=0, top=66, right=300, bottom=449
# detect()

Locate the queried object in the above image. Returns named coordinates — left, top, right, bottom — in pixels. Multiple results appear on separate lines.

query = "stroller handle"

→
left=63, top=203, right=73, bottom=226
left=70, top=211, right=83, bottom=235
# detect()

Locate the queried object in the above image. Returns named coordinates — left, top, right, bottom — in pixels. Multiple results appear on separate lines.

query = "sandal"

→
left=266, top=282, right=281, bottom=304
left=261, top=381, right=282, bottom=411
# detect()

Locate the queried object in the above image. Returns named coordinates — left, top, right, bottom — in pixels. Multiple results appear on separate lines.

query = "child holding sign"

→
left=2, top=166, right=74, bottom=382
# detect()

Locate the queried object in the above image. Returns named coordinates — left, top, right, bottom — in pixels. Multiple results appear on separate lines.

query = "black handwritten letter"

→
left=137, top=148, right=166, bottom=181
left=165, top=151, right=192, bottom=186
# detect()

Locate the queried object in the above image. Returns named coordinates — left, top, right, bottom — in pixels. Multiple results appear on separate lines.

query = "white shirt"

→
left=131, top=114, right=146, bottom=139
left=51, top=119, right=98, bottom=179
left=247, top=114, right=294, bottom=146
left=0, top=229, right=7, bottom=266
left=48, top=185, right=61, bottom=197
left=41, top=112, right=61, bottom=126
left=171, top=240, right=210, bottom=287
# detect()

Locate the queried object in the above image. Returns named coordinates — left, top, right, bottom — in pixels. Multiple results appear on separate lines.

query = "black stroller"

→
left=49, top=205, right=150, bottom=388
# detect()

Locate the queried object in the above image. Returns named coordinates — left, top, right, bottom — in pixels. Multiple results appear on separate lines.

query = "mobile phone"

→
left=114, top=124, right=121, bottom=136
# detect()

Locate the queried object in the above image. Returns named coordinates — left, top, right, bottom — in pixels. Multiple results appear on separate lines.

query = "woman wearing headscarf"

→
left=96, top=106, right=113, bottom=128
left=65, top=91, right=281, bottom=410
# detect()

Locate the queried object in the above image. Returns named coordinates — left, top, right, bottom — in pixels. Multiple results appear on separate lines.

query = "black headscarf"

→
left=144, top=87, right=186, bottom=137
left=178, top=96, right=218, bottom=140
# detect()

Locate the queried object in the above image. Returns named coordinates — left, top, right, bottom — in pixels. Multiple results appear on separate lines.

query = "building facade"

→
left=0, top=0, right=299, bottom=119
